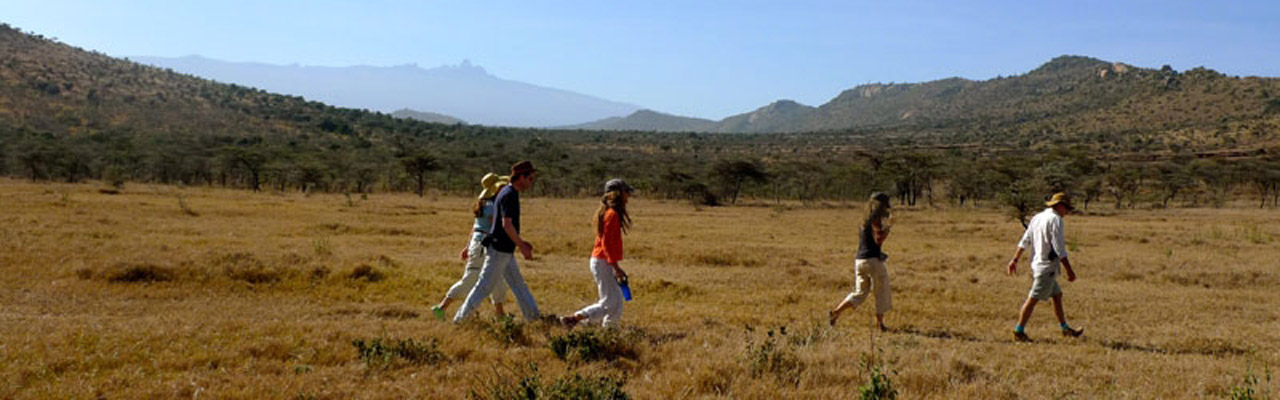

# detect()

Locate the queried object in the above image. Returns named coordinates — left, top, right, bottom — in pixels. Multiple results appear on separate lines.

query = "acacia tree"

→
left=1106, top=164, right=1142, bottom=208
left=1244, top=158, right=1280, bottom=208
left=219, top=146, right=268, bottom=192
left=402, top=152, right=438, bottom=197
left=711, top=159, right=769, bottom=205
left=1154, top=161, right=1194, bottom=208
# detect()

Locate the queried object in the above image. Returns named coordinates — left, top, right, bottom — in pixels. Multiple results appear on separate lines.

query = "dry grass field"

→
left=1, top=178, right=1277, bottom=399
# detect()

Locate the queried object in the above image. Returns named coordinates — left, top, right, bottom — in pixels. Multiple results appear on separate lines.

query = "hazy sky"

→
left=6, top=0, right=1279, bottom=120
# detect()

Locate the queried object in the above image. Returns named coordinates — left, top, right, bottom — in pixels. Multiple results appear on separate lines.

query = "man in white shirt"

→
left=1006, top=192, right=1084, bottom=342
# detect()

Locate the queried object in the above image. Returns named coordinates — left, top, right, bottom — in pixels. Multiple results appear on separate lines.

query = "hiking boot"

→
left=1061, top=326, right=1084, bottom=338
left=1012, top=331, right=1031, bottom=342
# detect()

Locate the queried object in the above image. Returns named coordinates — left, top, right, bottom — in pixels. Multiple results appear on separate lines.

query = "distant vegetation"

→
left=1, top=23, right=1278, bottom=210
left=390, top=108, right=465, bottom=125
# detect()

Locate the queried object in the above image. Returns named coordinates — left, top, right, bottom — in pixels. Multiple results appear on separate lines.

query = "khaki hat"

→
left=477, top=173, right=504, bottom=199
left=1045, top=192, right=1075, bottom=210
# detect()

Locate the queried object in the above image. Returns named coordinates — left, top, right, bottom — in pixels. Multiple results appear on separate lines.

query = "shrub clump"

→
left=857, top=363, right=898, bottom=400
left=351, top=337, right=446, bottom=369
left=548, top=329, right=642, bottom=364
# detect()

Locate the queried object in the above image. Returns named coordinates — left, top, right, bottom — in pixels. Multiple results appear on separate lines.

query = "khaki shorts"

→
left=1028, top=270, right=1063, bottom=301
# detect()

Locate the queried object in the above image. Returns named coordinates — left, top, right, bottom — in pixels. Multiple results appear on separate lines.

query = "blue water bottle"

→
left=619, top=276, right=632, bottom=301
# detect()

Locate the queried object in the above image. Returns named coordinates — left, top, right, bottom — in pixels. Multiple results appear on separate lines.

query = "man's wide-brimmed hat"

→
left=604, top=178, right=634, bottom=194
left=477, top=173, right=509, bottom=199
left=1046, top=192, right=1075, bottom=210
left=511, top=160, right=537, bottom=177
left=870, top=192, right=891, bottom=204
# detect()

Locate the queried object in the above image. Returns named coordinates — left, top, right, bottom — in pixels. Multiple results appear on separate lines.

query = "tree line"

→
left=3, top=123, right=1278, bottom=221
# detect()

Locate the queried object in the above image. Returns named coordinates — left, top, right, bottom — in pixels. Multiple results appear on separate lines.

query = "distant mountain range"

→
left=569, top=56, right=1280, bottom=136
left=132, top=53, right=1280, bottom=137
left=5, top=21, right=1277, bottom=151
left=132, top=56, right=641, bottom=128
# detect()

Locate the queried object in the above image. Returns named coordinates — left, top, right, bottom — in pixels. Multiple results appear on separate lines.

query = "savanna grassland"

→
left=1, top=179, right=1277, bottom=399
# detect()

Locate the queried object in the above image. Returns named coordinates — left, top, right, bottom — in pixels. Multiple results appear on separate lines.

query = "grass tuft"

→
left=469, top=362, right=628, bottom=400
left=348, top=264, right=384, bottom=282
left=105, top=263, right=175, bottom=283
left=744, top=325, right=804, bottom=386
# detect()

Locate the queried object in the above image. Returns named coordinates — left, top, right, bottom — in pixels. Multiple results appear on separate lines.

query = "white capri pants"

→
left=444, top=234, right=508, bottom=304
left=574, top=257, right=625, bottom=328
left=843, top=257, right=892, bottom=315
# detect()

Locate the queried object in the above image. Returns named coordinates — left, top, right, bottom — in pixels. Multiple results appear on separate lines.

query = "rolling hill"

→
left=573, top=56, right=1280, bottom=143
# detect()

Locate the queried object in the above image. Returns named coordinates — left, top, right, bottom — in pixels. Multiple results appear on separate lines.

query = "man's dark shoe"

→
left=1013, top=331, right=1031, bottom=342
left=560, top=315, right=580, bottom=329
left=1061, top=326, right=1084, bottom=338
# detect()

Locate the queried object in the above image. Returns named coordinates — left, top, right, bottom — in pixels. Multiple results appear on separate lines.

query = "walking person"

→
left=1006, top=192, right=1084, bottom=342
left=453, top=161, right=542, bottom=323
left=828, top=192, right=895, bottom=331
left=430, top=172, right=510, bottom=321
left=561, top=179, right=634, bottom=329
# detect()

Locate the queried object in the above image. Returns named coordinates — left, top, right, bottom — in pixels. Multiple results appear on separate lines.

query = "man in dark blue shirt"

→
left=454, top=161, right=542, bottom=322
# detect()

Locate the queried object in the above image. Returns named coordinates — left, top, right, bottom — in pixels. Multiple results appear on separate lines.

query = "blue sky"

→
left=6, top=0, right=1279, bottom=120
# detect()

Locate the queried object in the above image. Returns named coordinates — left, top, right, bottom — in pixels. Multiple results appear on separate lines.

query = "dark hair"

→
left=594, top=191, right=632, bottom=236
left=866, top=195, right=891, bottom=226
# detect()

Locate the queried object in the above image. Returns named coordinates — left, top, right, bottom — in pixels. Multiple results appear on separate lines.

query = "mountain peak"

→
left=760, top=99, right=813, bottom=111
left=1031, top=55, right=1110, bottom=75
left=437, top=59, right=489, bottom=76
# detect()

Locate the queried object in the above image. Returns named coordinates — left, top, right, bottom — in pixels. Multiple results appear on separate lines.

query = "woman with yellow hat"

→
left=431, top=173, right=511, bottom=320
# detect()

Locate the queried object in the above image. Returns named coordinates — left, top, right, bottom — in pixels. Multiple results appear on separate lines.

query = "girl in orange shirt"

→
left=561, top=179, right=633, bottom=328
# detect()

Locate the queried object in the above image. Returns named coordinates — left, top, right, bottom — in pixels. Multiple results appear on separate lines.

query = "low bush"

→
left=351, top=337, right=446, bottom=369
left=548, top=328, right=642, bottom=364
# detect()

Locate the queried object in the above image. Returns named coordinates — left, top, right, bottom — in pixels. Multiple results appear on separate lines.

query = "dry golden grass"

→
left=1, top=178, right=1277, bottom=399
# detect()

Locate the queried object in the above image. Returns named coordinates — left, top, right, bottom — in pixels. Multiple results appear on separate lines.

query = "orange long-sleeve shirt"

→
left=591, top=209, right=624, bottom=264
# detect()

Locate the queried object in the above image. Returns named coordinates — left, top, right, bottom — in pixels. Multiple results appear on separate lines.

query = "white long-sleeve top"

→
left=1018, top=208, right=1068, bottom=275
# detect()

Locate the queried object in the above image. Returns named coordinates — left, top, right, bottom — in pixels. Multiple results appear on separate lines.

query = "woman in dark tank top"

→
left=828, top=192, right=894, bottom=331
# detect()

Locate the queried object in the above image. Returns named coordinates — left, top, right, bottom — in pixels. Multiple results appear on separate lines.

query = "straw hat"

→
left=1045, top=192, right=1075, bottom=210
left=477, top=173, right=504, bottom=199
